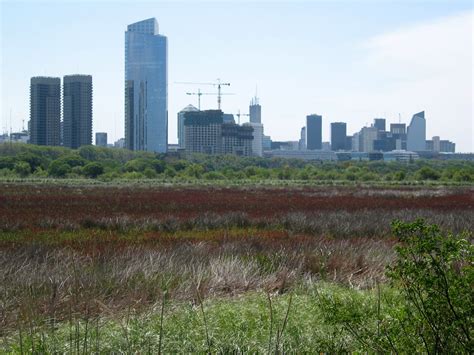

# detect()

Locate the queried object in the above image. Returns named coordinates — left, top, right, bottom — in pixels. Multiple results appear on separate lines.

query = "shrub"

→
left=415, top=167, right=440, bottom=180
left=387, top=219, right=473, bottom=353
left=14, top=161, right=31, bottom=177
left=48, top=160, right=71, bottom=177
left=83, top=162, right=104, bottom=178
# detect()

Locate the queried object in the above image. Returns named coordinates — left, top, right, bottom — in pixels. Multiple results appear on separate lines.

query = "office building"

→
left=359, top=126, right=378, bottom=152
left=125, top=18, right=168, bottom=152
left=306, top=114, right=322, bottom=150
left=299, top=126, right=306, bottom=150
left=244, top=122, right=263, bottom=156
left=177, top=104, right=198, bottom=148
left=95, top=132, right=108, bottom=147
left=63, top=75, right=93, bottom=149
left=330, top=122, right=347, bottom=151
left=184, top=110, right=253, bottom=156
left=426, top=136, right=455, bottom=153
left=30, top=77, right=61, bottom=146
left=407, top=111, right=426, bottom=152
left=249, top=96, right=261, bottom=124
left=373, top=118, right=386, bottom=132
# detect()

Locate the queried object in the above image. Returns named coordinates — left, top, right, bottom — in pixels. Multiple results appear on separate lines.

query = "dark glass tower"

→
left=306, top=114, right=322, bottom=150
left=30, top=77, right=61, bottom=146
left=331, top=122, right=347, bottom=151
left=63, top=75, right=93, bottom=149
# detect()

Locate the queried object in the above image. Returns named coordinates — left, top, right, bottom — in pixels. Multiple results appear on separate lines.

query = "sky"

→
left=1, top=0, right=473, bottom=152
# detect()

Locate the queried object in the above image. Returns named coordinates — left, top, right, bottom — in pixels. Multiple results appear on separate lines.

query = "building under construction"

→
left=184, top=110, right=253, bottom=156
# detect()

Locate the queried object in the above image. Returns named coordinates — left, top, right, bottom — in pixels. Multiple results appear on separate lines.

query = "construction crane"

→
left=234, top=110, right=250, bottom=125
left=186, top=89, right=234, bottom=111
left=175, top=79, right=231, bottom=110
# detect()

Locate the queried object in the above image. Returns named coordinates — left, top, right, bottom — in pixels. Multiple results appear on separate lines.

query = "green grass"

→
left=1, top=283, right=404, bottom=353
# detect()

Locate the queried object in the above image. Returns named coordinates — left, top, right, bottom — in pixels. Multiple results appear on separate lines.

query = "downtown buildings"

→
left=125, top=18, right=168, bottom=153
left=63, top=75, right=93, bottom=149
left=30, top=77, right=61, bottom=146
left=184, top=110, right=253, bottom=157
left=29, top=75, right=93, bottom=148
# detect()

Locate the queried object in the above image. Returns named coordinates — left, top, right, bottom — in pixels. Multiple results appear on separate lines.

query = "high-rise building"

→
left=407, top=111, right=426, bottom=152
left=426, top=136, right=455, bottom=153
left=63, top=75, right=93, bottom=149
left=299, top=126, right=306, bottom=150
left=306, top=114, right=322, bottom=150
left=125, top=18, right=167, bottom=152
left=373, top=118, right=386, bottom=132
left=184, top=110, right=253, bottom=156
left=244, top=122, right=263, bottom=156
left=30, top=77, right=61, bottom=146
left=95, top=132, right=108, bottom=147
left=249, top=96, right=261, bottom=124
left=390, top=123, right=406, bottom=135
left=359, top=126, right=378, bottom=152
left=177, top=104, right=199, bottom=148
left=330, top=122, right=347, bottom=151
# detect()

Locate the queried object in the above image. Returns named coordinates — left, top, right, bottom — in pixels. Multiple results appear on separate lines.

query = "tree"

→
left=48, top=160, right=71, bottom=177
left=14, top=161, right=31, bottom=177
left=387, top=219, right=473, bottom=353
left=83, top=162, right=104, bottom=178
left=415, top=166, right=440, bottom=180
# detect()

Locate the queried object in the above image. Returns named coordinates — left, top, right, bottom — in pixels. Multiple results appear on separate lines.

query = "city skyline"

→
left=1, top=1, right=473, bottom=151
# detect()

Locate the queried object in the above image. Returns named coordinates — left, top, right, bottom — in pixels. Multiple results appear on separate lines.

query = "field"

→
left=1, top=182, right=473, bottom=352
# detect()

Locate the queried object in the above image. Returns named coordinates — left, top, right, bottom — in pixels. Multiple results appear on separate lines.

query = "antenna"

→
left=398, top=113, right=401, bottom=123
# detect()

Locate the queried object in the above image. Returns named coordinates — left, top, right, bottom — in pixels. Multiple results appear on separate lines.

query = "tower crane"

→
left=233, top=110, right=250, bottom=125
left=186, top=89, right=234, bottom=111
left=175, top=79, right=231, bottom=110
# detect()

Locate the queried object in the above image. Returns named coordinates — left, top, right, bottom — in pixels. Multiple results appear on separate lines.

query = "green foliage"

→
left=387, top=219, right=473, bottom=353
left=0, top=143, right=473, bottom=184
left=83, top=162, right=104, bottom=178
left=13, top=161, right=31, bottom=177
left=48, top=160, right=71, bottom=177
left=416, top=166, right=440, bottom=180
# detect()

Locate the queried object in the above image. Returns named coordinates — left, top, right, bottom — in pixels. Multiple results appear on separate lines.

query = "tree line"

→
left=0, top=143, right=473, bottom=182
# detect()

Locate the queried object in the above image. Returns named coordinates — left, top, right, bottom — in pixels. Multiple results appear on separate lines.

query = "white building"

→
left=268, top=149, right=337, bottom=161
left=407, top=111, right=426, bottom=152
left=383, top=150, right=419, bottom=162
left=243, top=122, right=263, bottom=157
left=177, top=104, right=199, bottom=148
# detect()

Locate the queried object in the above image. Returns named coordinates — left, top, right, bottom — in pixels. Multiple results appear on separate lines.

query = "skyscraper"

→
left=407, top=111, right=426, bottom=151
left=177, top=104, right=199, bottom=148
left=125, top=18, right=168, bottom=152
left=30, top=77, right=61, bottom=146
left=330, top=122, right=347, bottom=151
left=373, top=118, right=386, bottom=132
left=63, top=75, right=93, bottom=149
left=249, top=96, right=261, bottom=124
left=306, top=114, right=322, bottom=150
left=95, top=132, right=108, bottom=147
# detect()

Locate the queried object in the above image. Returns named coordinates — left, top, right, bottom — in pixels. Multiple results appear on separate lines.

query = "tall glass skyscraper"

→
left=407, top=111, right=426, bottom=152
left=125, top=18, right=168, bottom=152
left=306, top=114, right=322, bottom=150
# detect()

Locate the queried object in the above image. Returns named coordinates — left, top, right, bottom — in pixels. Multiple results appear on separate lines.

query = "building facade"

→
left=249, top=96, right=261, bottom=124
left=407, top=111, right=426, bottom=152
left=95, top=132, right=108, bottom=147
left=330, top=122, right=347, bottom=151
left=373, top=118, right=386, bottom=132
left=63, top=75, right=93, bottom=149
left=306, top=114, right=322, bottom=150
left=184, top=110, right=253, bottom=156
left=30, top=77, right=61, bottom=146
left=177, top=104, right=198, bottom=148
left=243, top=122, right=263, bottom=156
left=125, top=18, right=167, bottom=152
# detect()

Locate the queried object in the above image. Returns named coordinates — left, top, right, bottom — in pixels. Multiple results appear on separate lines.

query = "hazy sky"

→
left=1, top=0, right=473, bottom=151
